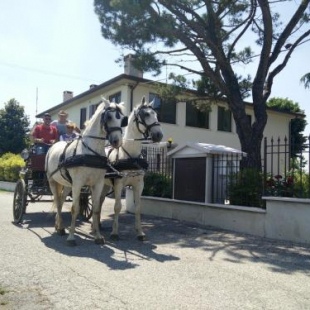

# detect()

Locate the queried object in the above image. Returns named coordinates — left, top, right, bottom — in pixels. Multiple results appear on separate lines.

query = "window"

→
left=246, top=114, right=252, bottom=126
left=80, top=108, right=87, bottom=129
left=149, top=93, right=176, bottom=124
left=109, top=91, right=121, bottom=103
left=186, top=102, right=209, bottom=129
left=218, top=106, right=231, bottom=132
left=89, top=104, right=100, bottom=118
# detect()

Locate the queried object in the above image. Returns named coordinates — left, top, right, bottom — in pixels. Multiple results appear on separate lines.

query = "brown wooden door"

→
left=174, top=157, right=206, bottom=202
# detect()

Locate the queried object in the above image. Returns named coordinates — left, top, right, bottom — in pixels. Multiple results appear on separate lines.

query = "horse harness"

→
left=48, top=105, right=156, bottom=183
left=105, top=105, right=159, bottom=178
left=105, top=146, right=148, bottom=180
left=48, top=106, right=128, bottom=183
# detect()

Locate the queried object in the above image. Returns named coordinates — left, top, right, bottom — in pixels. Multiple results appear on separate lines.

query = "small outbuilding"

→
left=167, top=142, right=246, bottom=204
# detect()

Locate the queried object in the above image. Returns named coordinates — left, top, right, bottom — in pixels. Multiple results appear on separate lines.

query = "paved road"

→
left=1, top=191, right=310, bottom=309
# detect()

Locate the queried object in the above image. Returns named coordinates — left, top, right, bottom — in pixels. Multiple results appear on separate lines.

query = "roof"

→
left=36, top=73, right=305, bottom=119
left=36, top=74, right=153, bottom=117
left=167, top=142, right=247, bottom=157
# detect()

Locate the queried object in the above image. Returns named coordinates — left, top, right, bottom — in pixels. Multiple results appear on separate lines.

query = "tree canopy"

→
left=94, top=0, right=310, bottom=169
left=0, top=99, right=30, bottom=154
left=301, top=73, right=310, bottom=89
left=267, top=97, right=307, bottom=156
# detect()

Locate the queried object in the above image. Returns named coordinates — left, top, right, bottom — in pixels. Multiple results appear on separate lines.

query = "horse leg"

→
left=91, top=183, right=106, bottom=245
left=110, top=180, right=122, bottom=240
left=133, top=177, right=146, bottom=241
left=91, top=184, right=110, bottom=233
left=66, top=186, right=82, bottom=246
left=50, top=180, right=66, bottom=235
left=99, top=184, right=111, bottom=229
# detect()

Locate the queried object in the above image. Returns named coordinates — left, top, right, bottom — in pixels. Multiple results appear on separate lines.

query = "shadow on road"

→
left=16, top=210, right=180, bottom=270
left=14, top=207, right=310, bottom=275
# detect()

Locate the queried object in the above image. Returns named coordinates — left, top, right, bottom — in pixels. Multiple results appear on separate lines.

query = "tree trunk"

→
left=236, top=110, right=267, bottom=171
left=239, top=134, right=263, bottom=171
left=229, top=96, right=268, bottom=172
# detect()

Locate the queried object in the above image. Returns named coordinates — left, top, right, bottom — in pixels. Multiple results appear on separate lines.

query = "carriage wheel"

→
left=13, top=179, right=26, bottom=224
left=79, top=192, right=93, bottom=221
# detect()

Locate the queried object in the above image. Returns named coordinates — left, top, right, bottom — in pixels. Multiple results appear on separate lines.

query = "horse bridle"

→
left=102, top=107, right=128, bottom=135
left=81, top=107, right=128, bottom=156
left=134, top=106, right=161, bottom=140
left=84, top=107, right=128, bottom=141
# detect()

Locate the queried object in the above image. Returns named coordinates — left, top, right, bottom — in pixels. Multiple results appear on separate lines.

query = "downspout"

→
left=129, top=82, right=139, bottom=112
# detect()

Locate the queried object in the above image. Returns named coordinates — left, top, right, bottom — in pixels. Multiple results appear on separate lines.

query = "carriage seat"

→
left=29, top=154, right=46, bottom=171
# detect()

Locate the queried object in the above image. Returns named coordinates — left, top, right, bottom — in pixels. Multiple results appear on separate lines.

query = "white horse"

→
left=45, top=98, right=128, bottom=246
left=100, top=97, right=163, bottom=241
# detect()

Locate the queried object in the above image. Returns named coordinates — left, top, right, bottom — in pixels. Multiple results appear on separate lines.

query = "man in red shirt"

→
left=32, top=113, right=58, bottom=154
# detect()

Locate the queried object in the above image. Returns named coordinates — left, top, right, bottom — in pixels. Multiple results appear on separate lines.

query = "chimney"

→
left=89, top=84, right=97, bottom=89
left=124, top=54, right=143, bottom=78
left=63, top=91, right=73, bottom=102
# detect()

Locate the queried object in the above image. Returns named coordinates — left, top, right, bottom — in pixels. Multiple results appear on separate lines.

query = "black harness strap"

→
left=48, top=142, right=72, bottom=181
left=107, top=158, right=148, bottom=173
left=81, top=139, right=103, bottom=157
left=58, top=141, right=75, bottom=183
left=61, top=154, right=108, bottom=169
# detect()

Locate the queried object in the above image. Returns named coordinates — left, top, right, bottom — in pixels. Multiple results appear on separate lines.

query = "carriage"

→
left=12, top=97, right=163, bottom=245
left=12, top=144, right=93, bottom=224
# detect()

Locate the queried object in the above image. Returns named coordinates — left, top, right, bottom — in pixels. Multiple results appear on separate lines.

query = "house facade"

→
left=37, top=55, right=302, bottom=153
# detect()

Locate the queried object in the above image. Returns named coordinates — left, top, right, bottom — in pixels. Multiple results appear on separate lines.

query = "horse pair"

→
left=45, top=97, right=163, bottom=245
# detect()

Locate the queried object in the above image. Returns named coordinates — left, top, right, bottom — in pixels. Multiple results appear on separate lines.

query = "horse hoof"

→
left=66, top=239, right=77, bottom=246
left=110, top=234, right=120, bottom=241
left=137, top=235, right=146, bottom=241
left=57, top=228, right=66, bottom=236
left=95, top=238, right=105, bottom=245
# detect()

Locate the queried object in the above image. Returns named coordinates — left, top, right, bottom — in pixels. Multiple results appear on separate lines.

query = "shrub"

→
left=265, top=170, right=310, bottom=198
left=265, top=174, right=294, bottom=197
left=143, top=172, right=172, bottom=198
left=228, top=168, right=263, bottom=208
left=0, top=153, right=25, bottom=182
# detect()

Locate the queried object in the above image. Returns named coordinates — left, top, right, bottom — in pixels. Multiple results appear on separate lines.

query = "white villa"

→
left=37, top=54, right=303, bottom=152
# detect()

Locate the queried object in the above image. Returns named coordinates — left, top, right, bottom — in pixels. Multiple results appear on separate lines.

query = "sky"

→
left=0, top=0, right=309, bottom=133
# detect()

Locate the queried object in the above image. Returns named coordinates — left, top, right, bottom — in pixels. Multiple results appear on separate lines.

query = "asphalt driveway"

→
left=1, top=191, right=310, bottom=309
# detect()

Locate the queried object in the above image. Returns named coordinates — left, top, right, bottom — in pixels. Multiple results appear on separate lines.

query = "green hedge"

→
left=0, top=153, right=25, bottom=182
left=143, top=172, right=172, bottom=198
left=228, top=168, right=263, bottom=208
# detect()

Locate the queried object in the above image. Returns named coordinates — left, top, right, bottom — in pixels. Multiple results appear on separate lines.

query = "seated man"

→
left=51, top=110, right=81, bottom=139
left=32, top=113, right=58, bottom=154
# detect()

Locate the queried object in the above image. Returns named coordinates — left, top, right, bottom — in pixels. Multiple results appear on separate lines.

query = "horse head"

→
left=100, top=98, right=128, bottom=148
left=83, top=98, right=127, bottom=148
left=133, top=97, right=163, bottom=142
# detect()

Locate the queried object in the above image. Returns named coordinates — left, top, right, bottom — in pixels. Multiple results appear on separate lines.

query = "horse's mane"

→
left=110, top=101, right=126, bottom=116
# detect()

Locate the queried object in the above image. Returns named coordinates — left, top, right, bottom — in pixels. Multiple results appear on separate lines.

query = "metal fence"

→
left=142, top=144, right=245, bottom=204
left=263, top=136, right=310, bottom=198
left=141, top=136, right=310, bottom=205
left=141, top=143, right=173, bottom=198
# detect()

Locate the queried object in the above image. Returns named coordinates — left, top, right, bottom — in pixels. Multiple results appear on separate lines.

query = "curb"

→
left=0, top=181, right=16, bottom=192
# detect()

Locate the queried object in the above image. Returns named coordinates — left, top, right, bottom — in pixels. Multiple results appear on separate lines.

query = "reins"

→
left=48, top=104, right=128, bottom=182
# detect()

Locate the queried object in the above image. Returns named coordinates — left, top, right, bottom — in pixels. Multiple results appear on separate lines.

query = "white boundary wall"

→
left=0, top=181, right=16, bottom=192
left=126, top=189, right=310, bottom=245
left=4, top=181, right=309, bottom=245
